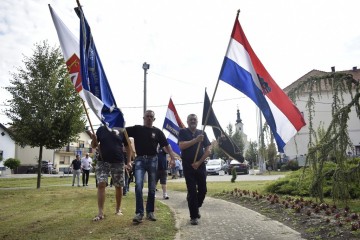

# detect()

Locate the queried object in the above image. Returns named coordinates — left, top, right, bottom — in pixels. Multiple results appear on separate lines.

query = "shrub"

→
left=280, top=164, right=287, bottom=171
left=231, top=167, right=237, bottom=183
left=286, top=160, right=300, bottom=171
left=4, top=158, right=21, bottom=170
left=265, top=161, right=360, bottom=199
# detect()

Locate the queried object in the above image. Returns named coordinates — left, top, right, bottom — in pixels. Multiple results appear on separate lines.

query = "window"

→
left=79, top=141, right=85, bottom=148
left=60, top=156, right=71, bottom=165
left=355, top=146, right=360, bottom=156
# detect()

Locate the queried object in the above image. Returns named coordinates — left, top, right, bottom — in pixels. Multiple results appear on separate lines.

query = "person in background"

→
left=156, top=147, right=170, bottom=200
left=126, top=110, right=176, bottom=223
left=178, top=113, right=211, bottom=225
left=70, top=155, right=82, bottom=187
left=178, top=159, right=183, bottom=178
left=91, top=126, right=132, bottom=221
left=81, top=153, right=92, bottom=186
left=174, top=158, right=181, bottom=178
left=122, top=146, right=134, bottom=196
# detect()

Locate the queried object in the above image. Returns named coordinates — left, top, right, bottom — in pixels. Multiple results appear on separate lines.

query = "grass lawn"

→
left=1, top=174, right=358, bottom=239
left=0, top=176, right=176, bottom=240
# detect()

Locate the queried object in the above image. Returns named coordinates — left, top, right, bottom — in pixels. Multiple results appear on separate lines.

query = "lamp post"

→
left=142, top=62, right=150, bottom=114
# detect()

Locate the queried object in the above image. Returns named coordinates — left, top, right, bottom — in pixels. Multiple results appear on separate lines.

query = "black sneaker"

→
left=146, top=212, right=157, bottom=221
left=132, top=213, right=143, bottom=223
left=190, top=218, right=198, bottom=225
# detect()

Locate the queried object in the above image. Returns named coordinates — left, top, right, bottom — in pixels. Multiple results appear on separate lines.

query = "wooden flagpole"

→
left=193, top=10, right=240, bottom=163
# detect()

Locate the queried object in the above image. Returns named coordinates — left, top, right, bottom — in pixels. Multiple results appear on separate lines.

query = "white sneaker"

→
left=163, top=194, right=169, bottom=200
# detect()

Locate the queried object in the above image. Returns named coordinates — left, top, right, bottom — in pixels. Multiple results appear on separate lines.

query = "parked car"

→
left=206, top=159, right=227, bottom=175
left=226, top=159, right=249, bottom=175
left=59, top=167, right=72, bottom=174
left=25, top=161, right=57, bottom=174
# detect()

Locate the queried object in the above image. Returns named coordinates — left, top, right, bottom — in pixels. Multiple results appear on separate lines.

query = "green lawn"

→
left=1, top=174, right=358, bottom=239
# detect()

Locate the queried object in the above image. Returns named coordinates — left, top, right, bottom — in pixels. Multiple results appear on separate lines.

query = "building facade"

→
left=283, top=68, right=360, bottom=161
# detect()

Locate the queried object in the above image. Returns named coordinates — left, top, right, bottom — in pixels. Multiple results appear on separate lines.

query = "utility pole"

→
left=142, top=62, right=150, bottom=114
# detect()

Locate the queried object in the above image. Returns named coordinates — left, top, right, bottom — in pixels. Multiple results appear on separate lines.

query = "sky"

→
left=1, top=0, right=360, bottom=143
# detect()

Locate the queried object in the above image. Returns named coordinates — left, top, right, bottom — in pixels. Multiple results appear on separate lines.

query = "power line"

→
left=120, top=97, right=247, bottom=109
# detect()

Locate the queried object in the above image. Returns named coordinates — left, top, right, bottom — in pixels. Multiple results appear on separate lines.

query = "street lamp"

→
left=142, top=62, right=150, bottom=114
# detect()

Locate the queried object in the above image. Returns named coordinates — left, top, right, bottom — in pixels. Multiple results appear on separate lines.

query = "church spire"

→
left=236, top=106, right=242, bottom=124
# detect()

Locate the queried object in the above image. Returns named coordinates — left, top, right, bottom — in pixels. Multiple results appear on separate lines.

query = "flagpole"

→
left=193, top=9, right=241, bottom=163
left=81, top=99, right=95, bottom=134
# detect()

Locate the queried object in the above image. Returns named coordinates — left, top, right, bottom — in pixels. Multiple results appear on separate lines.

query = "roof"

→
left=0, top=123, right=10, bottom=135
left=283, top=68, right=360, bottom=93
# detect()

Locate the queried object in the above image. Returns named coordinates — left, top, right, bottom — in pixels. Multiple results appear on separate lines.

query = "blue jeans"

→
left=134, top=155, right=158, bottom=215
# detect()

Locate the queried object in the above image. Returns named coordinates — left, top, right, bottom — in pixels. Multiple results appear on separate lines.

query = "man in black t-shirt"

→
left=178, top=113, right=211, bottom=226
left=126, top=110, right=176, bottom=223
left=90, top=126, right=132, bottom=221
left=69, top=155, right=82, bottom=187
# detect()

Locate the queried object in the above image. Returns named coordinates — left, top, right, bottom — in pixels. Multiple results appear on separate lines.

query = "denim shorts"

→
left=95, top=161, right=125, bottom=187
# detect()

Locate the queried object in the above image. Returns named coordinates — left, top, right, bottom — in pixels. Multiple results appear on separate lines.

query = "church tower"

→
left=235, top=107, right=248, bottom=154
left=235, top=107, right=244, bottom=133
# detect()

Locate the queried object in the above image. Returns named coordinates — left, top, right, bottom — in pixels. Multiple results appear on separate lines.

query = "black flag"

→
left=202, top=90, right=244, bottom=162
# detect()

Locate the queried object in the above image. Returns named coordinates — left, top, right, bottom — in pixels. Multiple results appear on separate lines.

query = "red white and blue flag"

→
left=218, top=13, right=306, bottom=152
left=49, top=5, right=124, bottom=130
left=163, top=98, right=185, bottom=155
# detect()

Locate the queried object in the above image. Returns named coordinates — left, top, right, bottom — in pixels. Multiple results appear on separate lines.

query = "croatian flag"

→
left=218, top=13, right=306, bottom=152
left=163, top=98, right=185, bottom=155
left=49, top=5, right=125, bottom=129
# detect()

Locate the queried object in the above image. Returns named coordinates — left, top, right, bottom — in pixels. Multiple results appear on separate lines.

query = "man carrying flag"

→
left=178, top=113, right=211, bottom=225
left=49, top=3, right=130, bottom=222
left=216, top=10, right=306, bottom=153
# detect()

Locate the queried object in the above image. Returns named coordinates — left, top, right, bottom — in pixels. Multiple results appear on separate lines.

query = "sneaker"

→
left=146, top=212, right=157, bottom=221
left=132, top=213, right=143, bottom=223
left=190, top=218, right=198, bottom=225
left=163, top=194, right=169, bottom=200
left=197, top=209, right=201, bottom=219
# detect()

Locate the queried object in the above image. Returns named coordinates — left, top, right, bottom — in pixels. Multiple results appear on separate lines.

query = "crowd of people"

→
left=73, top=110, right=209, bottom=226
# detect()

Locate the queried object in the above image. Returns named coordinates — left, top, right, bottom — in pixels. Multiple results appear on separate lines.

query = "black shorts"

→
left=156, top=169, right=168, bottom=185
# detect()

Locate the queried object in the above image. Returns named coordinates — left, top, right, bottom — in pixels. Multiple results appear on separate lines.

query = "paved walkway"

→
left=158, top=190, right=304, bottom=240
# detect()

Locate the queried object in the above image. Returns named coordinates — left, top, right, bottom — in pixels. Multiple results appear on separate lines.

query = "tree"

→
left=245, top=140, right=258, bottom=168
left=288, top=72, right=360, bottom=203
left=5, top=41, right=86, bottom=188
left=4, top=158, right=21, bottom=172
left=226, top=123, right=234, bottom=137
left=232, top=129, right=244, bottom=157
left=262, top=123, right=277, bottom=170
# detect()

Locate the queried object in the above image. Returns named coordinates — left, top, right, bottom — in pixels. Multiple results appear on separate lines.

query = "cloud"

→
left=1, top=0, right=360, bottom=143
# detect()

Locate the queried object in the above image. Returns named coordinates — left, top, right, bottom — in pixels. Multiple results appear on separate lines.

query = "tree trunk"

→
left=36, top=145, right=43, bottom=189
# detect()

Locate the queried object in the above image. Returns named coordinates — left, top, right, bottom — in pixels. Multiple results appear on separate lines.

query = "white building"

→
left=0, top=123, right=93, bottom=174
left=0, top=123, right=16, bottom=174
left=283, top=68, right=360, bottom=161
